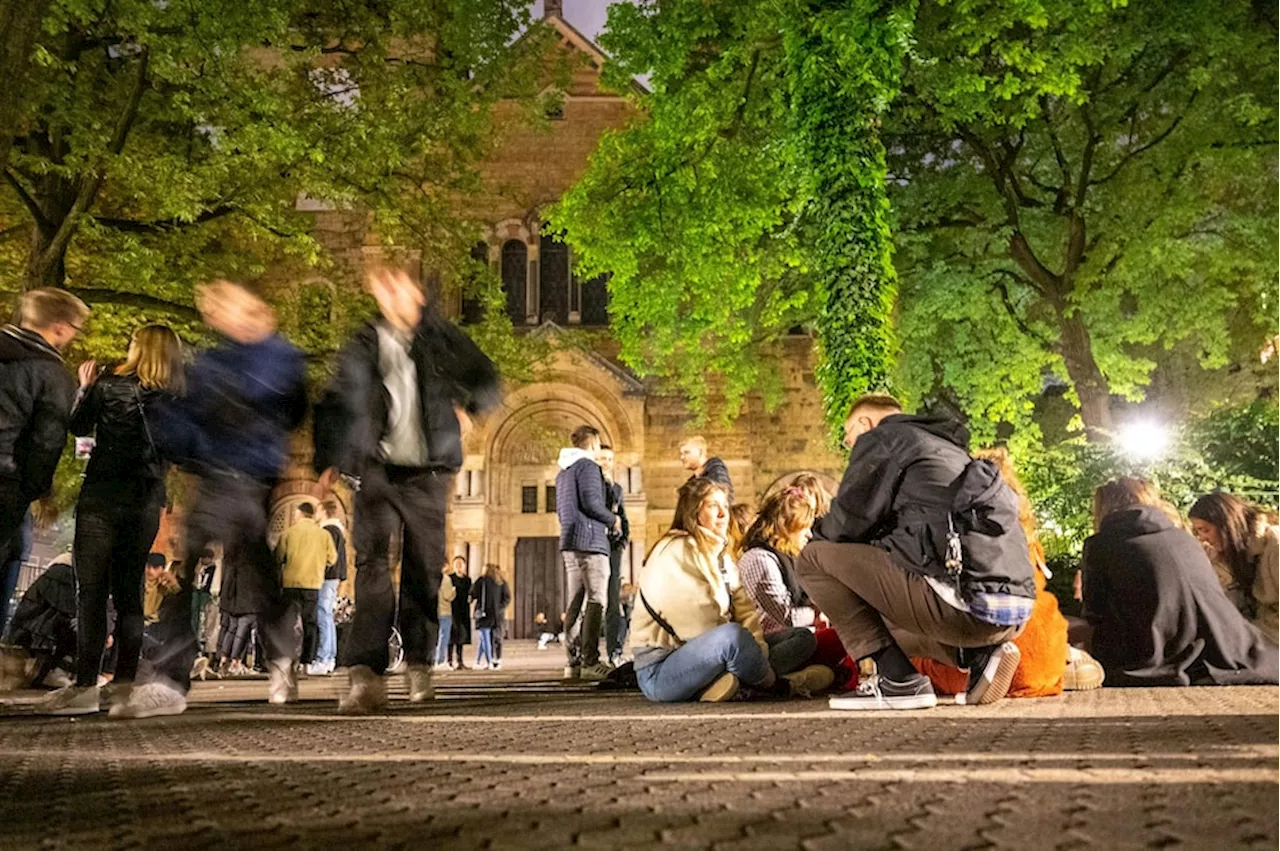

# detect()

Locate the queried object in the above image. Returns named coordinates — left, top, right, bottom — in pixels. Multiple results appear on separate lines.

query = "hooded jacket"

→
left=0, top=326, right=75, bottom=501
left=312, top=310, right=500, bottom=477
left=1084, top=505, right=1278, bottom=686
left=815, top=413, right=1036, bottom=603
left=555, top=448, right=615, bottom=555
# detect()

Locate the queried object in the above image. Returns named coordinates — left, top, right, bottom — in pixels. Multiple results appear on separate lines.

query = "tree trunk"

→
left=1057, top=311, right=1113, bottom=440
left=0, top=0, right=51, bottom=178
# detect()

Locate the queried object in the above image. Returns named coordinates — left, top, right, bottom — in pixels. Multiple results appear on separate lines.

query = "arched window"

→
left=461, top=241, right=487, bottom=325
left=501, top=239, right=528, bottom=324
left=580, top=272, right=610, bottom=326
left=539, top=229, right=570, bottom=325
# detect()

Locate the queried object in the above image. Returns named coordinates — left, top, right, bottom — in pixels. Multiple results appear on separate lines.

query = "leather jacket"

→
left=71, top=373, right=172, bottom=484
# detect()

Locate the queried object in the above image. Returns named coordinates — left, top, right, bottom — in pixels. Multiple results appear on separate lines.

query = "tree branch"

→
left=93, top=204, right=238, bottom=234
left=988, top=269, right=1052, bottom=347
left=3, top=169, right=51, bottom=230
left=1090, top=99, right=1194, bottom=186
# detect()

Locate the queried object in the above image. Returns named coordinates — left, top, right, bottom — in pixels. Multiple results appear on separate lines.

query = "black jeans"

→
left=218, top=612, right=255, bottom=662
left=0, top=480, right=29, bottom=574
left=72, top=478, right=165, bottom=687
left=284, top=588, right=319, bottom=664
left=342, top=464, right=449, bottom=675
left=144, top=471, right=294, bottom=693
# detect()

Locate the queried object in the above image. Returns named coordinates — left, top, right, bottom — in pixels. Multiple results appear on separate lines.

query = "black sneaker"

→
left=828, top=673, right=937, bottom=710
left=956, top=642, right=1021, bottom=705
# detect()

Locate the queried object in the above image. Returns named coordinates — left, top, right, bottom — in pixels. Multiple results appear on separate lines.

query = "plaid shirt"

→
left=925, top=576, right=1034, bottom=627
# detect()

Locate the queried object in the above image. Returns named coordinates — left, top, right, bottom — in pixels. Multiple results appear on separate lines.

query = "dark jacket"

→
left=555, top=449, right=615, bottom=556
left=471, top=575, right=510, bottom=629
left=606, top=479, right=630, bottom=551
left=1083, top=506, right=1279, bottom=687
left=0, top=326, right=75, bottom=501
left=815, top=413, right=1036, bottom=600
left=690, top=456, right=733, bottom=503
left=322, top=520, right=348, bottom=582
left=450, top=573, right=473, bottom=643
left=158, top=333, right=307, bottom=481
left=71, top=374, right=172, bottom=489
left=313, top=312, right=500, bottom=477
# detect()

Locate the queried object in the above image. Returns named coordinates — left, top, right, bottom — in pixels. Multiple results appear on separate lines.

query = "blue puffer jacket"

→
left=555, top=448, right=615, bottom=556
left=158, top=333, right=307, bottom=480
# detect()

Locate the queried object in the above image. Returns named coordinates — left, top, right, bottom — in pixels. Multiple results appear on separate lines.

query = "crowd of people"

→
left=0, top=275, right=1275, bottom=720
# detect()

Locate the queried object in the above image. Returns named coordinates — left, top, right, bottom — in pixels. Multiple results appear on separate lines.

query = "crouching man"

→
left=799, top=394, right=1036, bottom=710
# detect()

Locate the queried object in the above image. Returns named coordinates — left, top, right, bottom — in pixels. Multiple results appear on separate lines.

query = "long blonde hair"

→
left=115, top=325, right=184, bottom=393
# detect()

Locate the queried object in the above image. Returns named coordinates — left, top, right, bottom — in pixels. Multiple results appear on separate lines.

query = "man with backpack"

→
left=799, top=394, right=1036, bottom=710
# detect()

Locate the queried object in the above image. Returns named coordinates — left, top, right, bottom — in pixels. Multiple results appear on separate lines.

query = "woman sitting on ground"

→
left=738, top=486, right=852, bottom=687
left=911, top=448, right=1104, bottom=697
left=630, top=477, right=834, bottom=702
left=1189, top=492, right=1279, bottom=644
left=1081, top=477, right=1277, bottom=687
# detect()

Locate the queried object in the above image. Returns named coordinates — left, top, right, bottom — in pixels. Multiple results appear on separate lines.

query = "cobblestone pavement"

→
left=1, top=644, right=1276, bottom=850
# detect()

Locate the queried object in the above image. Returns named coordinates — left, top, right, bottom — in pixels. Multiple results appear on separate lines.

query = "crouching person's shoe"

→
left=785, top=665, right=835, bottom=698
left=267, top=658, right=299, bottom=705
left=406, top=665, right=434, bottom=703
left=955, top=642, right=1021, bottom=706
left=338, top=665, right=387, bottom=715
left=1063, top=646, right=1105, bottom=691
left=829, top=673, right=937, bottom=711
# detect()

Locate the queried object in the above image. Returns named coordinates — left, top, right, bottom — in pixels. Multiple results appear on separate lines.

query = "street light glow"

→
left=1116, top=420, right=1171, bottom=461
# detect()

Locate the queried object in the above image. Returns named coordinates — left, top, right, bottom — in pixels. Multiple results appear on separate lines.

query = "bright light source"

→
left=1116, top=420, right=1171, bottom=461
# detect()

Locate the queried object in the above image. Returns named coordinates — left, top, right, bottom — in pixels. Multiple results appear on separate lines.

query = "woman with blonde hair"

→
left=630, top=477, right=833, bottom=702
left=1081, top=476, right=1277, bottom=686
left=36, top=325, right=186, bottom=716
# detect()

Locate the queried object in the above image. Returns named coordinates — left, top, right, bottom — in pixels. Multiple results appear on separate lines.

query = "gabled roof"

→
left=543, top=13, right=651, bottom=96
left=529, top=320, right=647, bottom=395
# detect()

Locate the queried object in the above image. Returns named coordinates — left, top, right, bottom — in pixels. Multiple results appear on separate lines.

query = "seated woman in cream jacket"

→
left=630, top=477, right=833, bottom=702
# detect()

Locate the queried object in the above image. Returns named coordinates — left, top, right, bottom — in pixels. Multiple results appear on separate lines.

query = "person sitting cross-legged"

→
left=631, top=477, right=833, bottom=703
left=798, top=394, right=1037, bottom=710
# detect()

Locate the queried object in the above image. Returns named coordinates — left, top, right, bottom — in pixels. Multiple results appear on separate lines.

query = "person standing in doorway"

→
left=556, top=425, right=619, bottom=681
left=449, top=555, right=473, bottom=669
left=275, top=502, right=336, bottom=672
left=598, top=445, right=630, bottom=667
left=313, top=499, right=348, bottom=675
left=678, top=436, right=733, bottom=504
left=435, top=562, right=456, bottom=668
left=314, top=266, right=500, bottom=714
left=471, top=563, right=510, bottom=670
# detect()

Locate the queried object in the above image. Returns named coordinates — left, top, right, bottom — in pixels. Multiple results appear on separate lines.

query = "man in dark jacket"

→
left=799, top=394, right=1036, bottom=711
left=555, top=424, right=619, bottom=681
left=678, top=436, right=733, bottom=503
left=140, top=280, right=308, bottom=716
left=0, top=289, right=88, bottom=567
left=314, top=266, right=500, bottom=714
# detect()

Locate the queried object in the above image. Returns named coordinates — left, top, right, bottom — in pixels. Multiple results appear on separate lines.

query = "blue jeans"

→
left=636, top=623, right=772, bottom=703
left=475, top=627, right=493, bottom=666
left=316, top=580, right=339, bottom=664
left=435, top=614, right=453, bottom=665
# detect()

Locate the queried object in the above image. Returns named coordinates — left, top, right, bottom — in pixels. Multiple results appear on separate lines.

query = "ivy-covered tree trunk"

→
left=782, top=2, right=915, bottom=438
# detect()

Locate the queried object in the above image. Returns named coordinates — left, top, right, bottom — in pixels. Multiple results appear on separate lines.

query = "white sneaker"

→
left=33, top=684, right=100, bottom=716
left=41, top=668, right=73, bottom=689
left=306, top=662, right=328, bottom=677
left=406, top=665, right=434, bottom=703
left=113, top=681, right=187, bottom=719
left=338, top=665, right=388, bottom=715
left=829, top=673, right=937, bottom=711
left=267, top=658, right=298, bottom=705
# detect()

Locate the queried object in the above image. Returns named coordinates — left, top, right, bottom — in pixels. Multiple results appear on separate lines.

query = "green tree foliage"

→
left=890, top=0, right=1278, bottom=442
left=0, top=0, right=552, bottom=359
left=553, top=1, right=908, bottom=430
left=556, top=0, right=1277, bottom=443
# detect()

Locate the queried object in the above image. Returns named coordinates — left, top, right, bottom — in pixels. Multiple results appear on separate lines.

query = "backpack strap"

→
left=639, top=589, right=681, bottom=644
